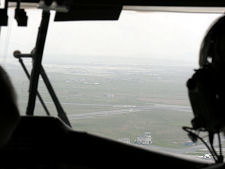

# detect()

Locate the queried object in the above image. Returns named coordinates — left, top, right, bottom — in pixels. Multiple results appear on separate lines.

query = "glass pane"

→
left=0, top=9, right=222, bottom=160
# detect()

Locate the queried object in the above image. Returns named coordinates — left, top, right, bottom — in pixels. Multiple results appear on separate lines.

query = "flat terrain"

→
left=4, top=60, right=217, bottom=160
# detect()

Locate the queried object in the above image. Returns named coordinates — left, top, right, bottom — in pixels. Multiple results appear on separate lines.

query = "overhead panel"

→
left=7, top=0, right=225, bottom=7
left=6, top=0, right=225, bottom=21
left=54, top=0, right=122, bottom=21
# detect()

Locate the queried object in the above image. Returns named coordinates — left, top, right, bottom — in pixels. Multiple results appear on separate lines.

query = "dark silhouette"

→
left=187, top=15, right=225, bottom=133
left=199, top=15, right=225, bottom=70
left=0, top=66, right=20, bottom=147
left=185, top=15, right=225, bottom=163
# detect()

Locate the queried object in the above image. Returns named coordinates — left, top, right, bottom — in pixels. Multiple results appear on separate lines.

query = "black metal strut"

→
left=15, top=55, right=51, bottom=116
left=40, top=66, right=71, bottom=126
left=15, top=9, right=71, bottom=127
left=26, top=10, right=50, bottom=116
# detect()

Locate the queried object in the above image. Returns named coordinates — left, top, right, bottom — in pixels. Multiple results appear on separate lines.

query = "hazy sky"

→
left=0, top=9, right=221, bottom=66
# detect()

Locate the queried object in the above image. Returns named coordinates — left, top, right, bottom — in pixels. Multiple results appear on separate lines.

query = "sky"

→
left=0, top=9, right=222, bottom=66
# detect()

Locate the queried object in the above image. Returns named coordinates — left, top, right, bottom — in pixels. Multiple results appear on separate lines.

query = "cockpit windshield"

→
left=0, top=9, right=222, bottom=160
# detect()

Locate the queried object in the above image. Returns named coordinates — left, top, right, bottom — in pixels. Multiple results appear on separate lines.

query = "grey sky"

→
left=0, top=9, right=221, bottom=66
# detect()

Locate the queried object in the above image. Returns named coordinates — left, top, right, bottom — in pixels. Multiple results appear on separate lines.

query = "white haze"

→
left=0, top=9, right=221, bottom=67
